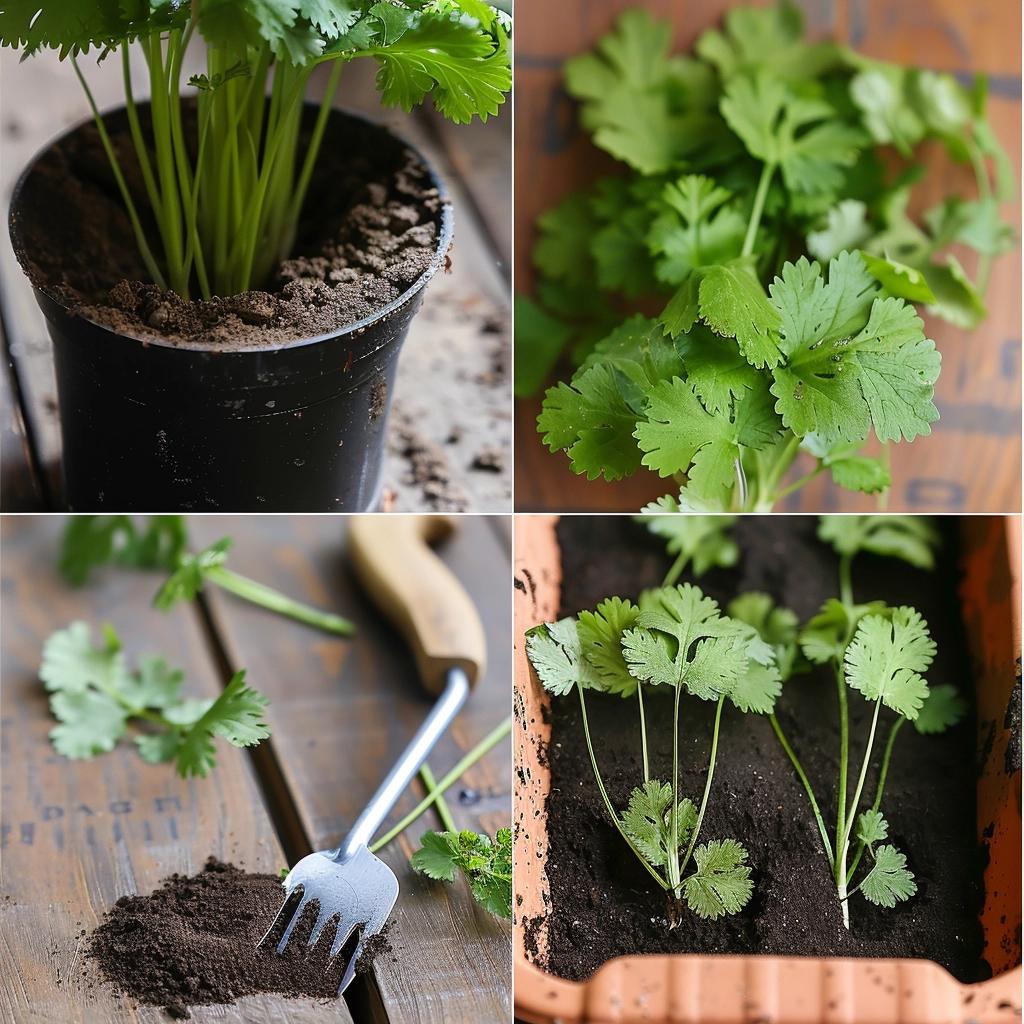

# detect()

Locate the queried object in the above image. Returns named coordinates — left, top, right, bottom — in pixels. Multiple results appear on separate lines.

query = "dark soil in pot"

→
left=84, top=858, right=393, bottom=1018
left=12, top=103, right=445, bottom=348
left=528, top=517, right=986, bottom=984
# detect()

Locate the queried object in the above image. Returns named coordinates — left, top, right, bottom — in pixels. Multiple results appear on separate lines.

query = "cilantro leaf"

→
left=856, top=809, right=889, bottom=846
left=682, top=838, right=754, bottom=920
left=623, top=583, right=750, bottom=700
left=359, top=10, right=510, bottom=124
left=798, top=598, right=888, bottom=665
left=859, top=844, right=917, bottom=908
left=844, top=607, right=935, bottom=719
left=673, top=323, right=762, bottom=414
left=525, top=619, right=599, bottom=696
left=513, top=295, right=572, bottom=399
left=913, top=684, right=967, bottom=735
left=619, top=780, right=697, bottom=868
left=801, top=435, right=892, bottom=495
left=59, top=515, right=189, bottom=585
left=807, top=200, right=872, bottom=262
left=577, top=597, right=641, bottom=697
left=412, top=828, right=512, bottom=919
left=175, top=670, right=270, bottom=778
left=39, top=623, right=268, bottom=777
left=634, top=514, right=738, bottom=578
left=817, top=515, right=940, bottom=568
left=699, top=261, right=783, bottom=368
left=728, top=592, right=803, bottom=681
left=635, top=377, right=781, bottom=500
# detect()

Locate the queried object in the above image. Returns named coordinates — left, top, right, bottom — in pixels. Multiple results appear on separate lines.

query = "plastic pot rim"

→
left=8, top=100, right=453, bottom=356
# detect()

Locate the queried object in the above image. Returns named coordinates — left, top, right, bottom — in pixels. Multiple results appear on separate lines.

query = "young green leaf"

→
left=728, top=591, right=803, bottom=682
left=844, top=606, right=935, bottom=720
left=50, top=689, right=129, bottom=759
left=698, top=261, right=783, bottom=369
left=525, top=618, right=600, bottom=696
left=859, top=844, right=917, bottom=908
left=174, top=670, right=270, bottom=778
left=855, top=809, right=889, bottom=846
left=619, top=780, right=697, bottom=868
left=682, top=838, right=754, bottom=920
left=59, top=515, right=187, bottom=585
left=577, top=597, right=641, bottom=696
left=913, top=683, right=968, bottom=735
left=817, top=515, right=940, bottom=569
left=634, top=514, right=738, bottom=578
left=798, top=597, right=888, bottom=664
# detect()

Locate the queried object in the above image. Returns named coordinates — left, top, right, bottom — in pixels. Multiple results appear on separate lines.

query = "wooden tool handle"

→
left=348, top=515, right=485, bottom=695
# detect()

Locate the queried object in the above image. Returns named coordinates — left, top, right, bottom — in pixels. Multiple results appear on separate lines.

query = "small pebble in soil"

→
left=86, top=858, right=392, bottom=1017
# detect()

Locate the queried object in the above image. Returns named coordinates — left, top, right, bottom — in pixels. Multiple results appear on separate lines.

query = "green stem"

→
left=419, top=764, right=457, bottom=832
left=121, top=45, right=162, bottom=220
left=667, top=679, right=684, bottom=893
left=637, top=684, right=650, bottom=783
left=769, top=713, right=834, bottom=868
left=71, top=57, right=167, bottom=290
left=836, top=698, right=882, bottom=927
left=203, top=565, right=355, bottom=636
left=576, top=684, right=669, bottom=890
left=742, top=162, right=775, bottom=258
left=833, top=662, right=850, bottom=886
left=839, top=554, right=854, bottom=609
left=369, top=717, right=511, bottom=851
left=679, top=696, right=724, bottom=878
left=846, top=717, right=904, bottom=882
left=663, top=552, right=687, bottom=587
left=774, top=463, right=826, bottom=503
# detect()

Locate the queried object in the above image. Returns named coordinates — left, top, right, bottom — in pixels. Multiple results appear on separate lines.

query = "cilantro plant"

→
left=412, top=827, right=512, bottom=919
left=633, top=512, right=738, bottom=585
left=60, top=515, right=355, bottom=636
left=520, top=3, right=1014, bottom=511
left=40, top=621, right=270, bottom=777
left=1, top=1, right=510, bottom=299
left=732, top=515, right=967, bottom=927
left=526, top=583, right=782, bottom=922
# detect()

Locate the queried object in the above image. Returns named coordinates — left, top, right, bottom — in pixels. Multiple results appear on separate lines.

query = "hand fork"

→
left=260, top=516, right=486, bottom=994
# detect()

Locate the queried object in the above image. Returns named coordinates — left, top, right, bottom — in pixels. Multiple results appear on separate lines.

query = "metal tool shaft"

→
left=332, top=667, right=470, bottom=861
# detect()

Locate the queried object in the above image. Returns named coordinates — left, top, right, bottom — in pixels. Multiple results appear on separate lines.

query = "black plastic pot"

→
left=9, top=106, right=453, bottom=512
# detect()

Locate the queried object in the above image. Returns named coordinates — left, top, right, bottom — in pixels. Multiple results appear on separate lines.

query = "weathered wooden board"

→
left=0, top=515, right=354, bottom=1023
left=190, top=515, right=512, bottom=1024
left=514, top=0, right=1022, bottom=514
left=0, top=45, right=511, bottom=513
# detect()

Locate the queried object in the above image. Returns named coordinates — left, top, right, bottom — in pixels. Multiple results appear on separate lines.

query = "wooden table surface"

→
left=0, top=52, right=511, bottom=513
left=0, top=514, right=512, bottom=1023
left=514, top=0, right=1022, bottom=514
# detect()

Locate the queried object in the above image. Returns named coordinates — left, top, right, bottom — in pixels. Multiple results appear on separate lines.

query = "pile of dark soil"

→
left=12, top=105, right=445, bottom=349
left=87, top=858, right=389, bottom=1018
left=529, top=517, right=987, bottom=984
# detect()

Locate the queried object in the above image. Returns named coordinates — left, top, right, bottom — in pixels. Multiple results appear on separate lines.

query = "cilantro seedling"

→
left=522, top=3, right=1014, bottom=511
left=40, top=621, right=270, bottom=777
left=60, top=515, right=355, bottom=636
left=732, top=515, right=967, bottom=927
left=526, top=583, right=779, bottom=922
left=2, top=2, right=511, bottom=299
left=633, top=512, right=738, bottom=585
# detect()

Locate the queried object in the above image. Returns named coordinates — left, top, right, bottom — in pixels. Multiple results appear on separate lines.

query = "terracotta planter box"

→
left=513, top=515, right=1021, bottom=1024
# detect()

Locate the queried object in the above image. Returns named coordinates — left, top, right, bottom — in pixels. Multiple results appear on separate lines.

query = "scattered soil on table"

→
left=86, top=858, right=391, bottom=1017
left=529, top=517, right=986, bottom=983
left=11, top=105, right=446, bottom=349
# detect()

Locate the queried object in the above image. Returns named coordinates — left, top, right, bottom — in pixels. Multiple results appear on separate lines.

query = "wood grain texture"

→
left=0, top=49, right=511, bottom=513
left=514, top=0, right=1022, bottom=514
left=0, top=515, right=354, bottom=1024
left=190, top=515, right=512, bottom=1024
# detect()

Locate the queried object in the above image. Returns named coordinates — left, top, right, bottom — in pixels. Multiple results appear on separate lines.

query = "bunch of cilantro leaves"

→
left=517, top=2, right=1014, bottom=512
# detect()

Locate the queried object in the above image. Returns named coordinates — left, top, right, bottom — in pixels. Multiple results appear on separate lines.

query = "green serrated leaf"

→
left=577, top=597, right=642, bottom=697
left=525, top=619, right=600, bottom=697
left=859, top=844, right=917, bottom=907
left=683, top=838, right=753, bottom=919
left=856, top=809, right=889, bottom=846
left=817, top=515, right=940, bottom=569
left=913, top=684, right=968, bottom=735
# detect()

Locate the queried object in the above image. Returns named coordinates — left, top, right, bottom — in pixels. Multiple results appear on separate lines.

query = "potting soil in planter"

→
left=14, top=105, right=443, bottom=348
left=527, top=517, right=987, bottom=983
left=86, top=858, right=391, bottom=1017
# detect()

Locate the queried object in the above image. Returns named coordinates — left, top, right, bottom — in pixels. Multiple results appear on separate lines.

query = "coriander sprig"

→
left=521, top=3, right=1014, bottom=511
left=40, top=621, right=270, bottom=778
left=60, top=515, right=355, bottom=637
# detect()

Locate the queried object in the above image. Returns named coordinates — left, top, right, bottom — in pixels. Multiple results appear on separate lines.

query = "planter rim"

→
left=513, top=515, right=1023, bottom=1024
left=8, top=101, right=453, bottom=355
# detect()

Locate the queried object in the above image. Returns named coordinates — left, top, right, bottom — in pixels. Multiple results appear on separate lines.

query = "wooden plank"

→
left=190, top=515, right=512, bottom=1024
left=0, top=50, right=511, bottom=513
left=513, top=0, right=1021, bottom=513
left=0, top=515, right=354, bottom=1023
